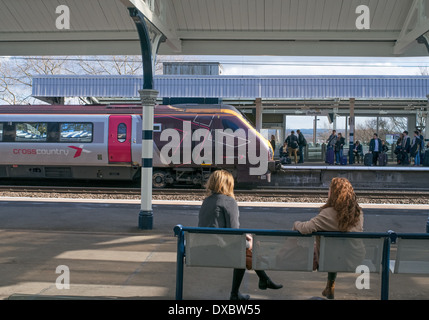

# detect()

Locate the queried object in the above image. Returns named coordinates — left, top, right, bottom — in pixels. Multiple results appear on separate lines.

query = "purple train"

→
left=0, top=104, right=276, bottom=187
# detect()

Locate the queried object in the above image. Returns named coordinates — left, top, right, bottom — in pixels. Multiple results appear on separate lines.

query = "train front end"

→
left=223, top=106, right=278, bottom=184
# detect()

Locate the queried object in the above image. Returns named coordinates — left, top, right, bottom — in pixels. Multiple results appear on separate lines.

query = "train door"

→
left=108, top=115, right=132, bottom=163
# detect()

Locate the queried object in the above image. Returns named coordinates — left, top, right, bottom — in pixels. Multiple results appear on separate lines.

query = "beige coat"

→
left=293, top=207, right=364, bottom=269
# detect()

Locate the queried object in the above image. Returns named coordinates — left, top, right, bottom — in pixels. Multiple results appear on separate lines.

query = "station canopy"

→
left=1, top=0, right=429, bottom=57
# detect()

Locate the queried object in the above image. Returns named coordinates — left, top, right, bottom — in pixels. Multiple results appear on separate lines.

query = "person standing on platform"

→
left=297, top=130, right=307, bottom=164
left=369, top=133, right=382, bottom=166
left=334, top=133, right=345, bottom=165
left=270, top=135, right=276, bottom=155
left=198, top=170, right=283, bottom=301
left=293, top=178, right=364, bottom=300
left=410, top=131, right=422, bottom=166
left=286, top=131, right=299, bottom=164
left=395, top=133, right=404, bottom=165
left=401, top=131, right=411, bottom=166
left=418, top=129, right=425, bottom=165
left=327, top=130, right=337, bottom=151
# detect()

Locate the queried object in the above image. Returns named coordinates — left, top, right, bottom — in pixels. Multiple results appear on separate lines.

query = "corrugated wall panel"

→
left=32, top=75, right=429, bottom=100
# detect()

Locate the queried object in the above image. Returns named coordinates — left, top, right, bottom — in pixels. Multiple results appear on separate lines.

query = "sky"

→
left=163, top=55, right=429, bottom=76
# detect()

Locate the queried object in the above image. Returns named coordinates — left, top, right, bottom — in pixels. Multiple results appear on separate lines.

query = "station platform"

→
left=0, top=197, right=428, bottom=302
left=269, top=162, right=429, bottom=189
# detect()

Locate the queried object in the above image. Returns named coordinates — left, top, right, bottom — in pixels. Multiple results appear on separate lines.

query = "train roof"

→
left=0, top=104, right=241, bottom=115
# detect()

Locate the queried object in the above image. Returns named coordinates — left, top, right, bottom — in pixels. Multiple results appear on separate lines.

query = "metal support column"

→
left=408, top=114, right=417, bottom=134
left=333, top=107, right=338, bottom=131
left=174, top=225, right=185, bottom=300
left=381, top=235, right=392, bottom=300
left=426, top=107, right=429, bottom=143
left=139, top=89, right=158, bottom=229
left=128, top=7, right=163, bottom=230
left=255, top=98, right=263, bottom=133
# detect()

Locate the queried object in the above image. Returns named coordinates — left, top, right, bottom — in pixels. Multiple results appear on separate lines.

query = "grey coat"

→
left=198, top=193, right=240, bottom=229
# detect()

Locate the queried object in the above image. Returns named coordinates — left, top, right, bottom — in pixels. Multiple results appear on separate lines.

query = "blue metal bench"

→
left=389, top=234, right=429, bottom=274
left=173, top=225, right=410, bottom=300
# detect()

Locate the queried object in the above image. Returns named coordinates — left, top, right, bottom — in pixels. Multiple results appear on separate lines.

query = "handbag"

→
left=246, top=248, right=252, bottom=270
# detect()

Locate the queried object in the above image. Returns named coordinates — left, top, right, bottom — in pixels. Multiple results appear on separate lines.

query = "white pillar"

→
left=408, top=114, right=417, bottom=134
left=138, top=89, right=159, bottom=230
left=333, top=107, right=338, bottom=131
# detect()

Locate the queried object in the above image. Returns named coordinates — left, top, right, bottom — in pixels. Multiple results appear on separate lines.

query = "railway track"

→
left=1, top=185, right=429, bottom=201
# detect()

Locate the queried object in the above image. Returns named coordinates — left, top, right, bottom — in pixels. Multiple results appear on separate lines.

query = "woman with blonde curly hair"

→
left=199, top=170, right=282, bottom=300
left=293, top=177, right=364, bottom=299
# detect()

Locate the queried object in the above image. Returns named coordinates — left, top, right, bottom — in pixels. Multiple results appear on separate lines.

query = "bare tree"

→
left=0, top=56, right=149, bottom=105
left=355, top=117, right=409, bottom=146
left=389, top=117, right=408, bottom=133
left=76, top=55, right=143, bottom=75
left=0, top=56, right=76, bottom=104
left=419, top=66, right=429, bottom=76
left=0, top=55, right=191, bottom=105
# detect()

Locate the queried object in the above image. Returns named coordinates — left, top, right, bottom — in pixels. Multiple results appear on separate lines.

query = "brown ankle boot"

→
left=322, top=280, right=335, bottom=300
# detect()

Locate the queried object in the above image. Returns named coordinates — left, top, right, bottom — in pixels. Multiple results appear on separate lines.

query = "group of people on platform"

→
left=327, top=130, right=391, bottom=166
left=271, top=130, right=308, bottom=165
left=394, top=129, right=427, bottom=166
left=329, top=129, right=427, bottom=167
left=274, top=129, right=427, bottom=167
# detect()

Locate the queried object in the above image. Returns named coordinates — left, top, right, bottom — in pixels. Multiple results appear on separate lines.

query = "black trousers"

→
left=372, top=152, right=380, bottom=166
left=231, top=269, right=269, bottom=294
left=353, top=151, right=361, bottom=163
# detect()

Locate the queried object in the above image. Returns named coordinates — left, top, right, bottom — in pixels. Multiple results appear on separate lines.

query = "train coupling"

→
left=268, top=160, right=281, bottom=173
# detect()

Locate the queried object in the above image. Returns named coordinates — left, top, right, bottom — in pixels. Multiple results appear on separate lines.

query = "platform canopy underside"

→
left=1, top=0, right=429, bottom=57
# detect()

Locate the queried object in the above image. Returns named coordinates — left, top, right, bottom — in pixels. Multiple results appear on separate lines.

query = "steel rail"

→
left=1, top=185, right=429, bottom=199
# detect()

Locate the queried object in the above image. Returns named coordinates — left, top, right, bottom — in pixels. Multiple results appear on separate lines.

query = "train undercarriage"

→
left=0, top=164, right=244, bottom=189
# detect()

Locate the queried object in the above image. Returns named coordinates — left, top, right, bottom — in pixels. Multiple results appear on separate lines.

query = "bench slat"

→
left=393, top=238, right=429, bottom=274
left=252, top=235, right=315, bottom=272
left=184, top=232, right=247, bottom=269
left=318, top=237, right=385, bottom=273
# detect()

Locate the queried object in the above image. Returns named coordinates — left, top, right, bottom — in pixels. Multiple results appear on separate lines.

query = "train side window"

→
left=117, top=123, right=127, bottom=143
left=0, top=123, right=3, bottom=142
left=154, top=123, right=162, bottom=132
left=3, top=123, right=15, bottom=142
left=60, top=123, right=93, bottom=143
left=47, top=123, right=60, bottom=142
left=15, top=123, right=47, bottom=142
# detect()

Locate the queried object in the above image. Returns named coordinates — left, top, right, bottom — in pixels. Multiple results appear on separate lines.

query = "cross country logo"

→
left=68, top=145, right=91, bottom=158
